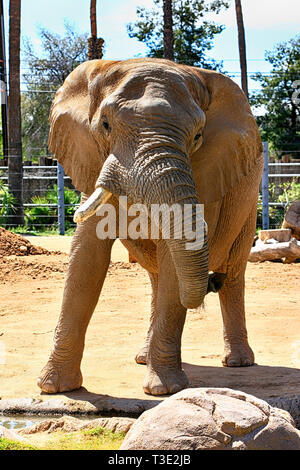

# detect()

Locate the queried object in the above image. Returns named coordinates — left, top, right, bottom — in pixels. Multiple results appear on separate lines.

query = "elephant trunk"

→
left=166, top=214, right=208, bottom=310
left=137, top=150, right=209, bottom=309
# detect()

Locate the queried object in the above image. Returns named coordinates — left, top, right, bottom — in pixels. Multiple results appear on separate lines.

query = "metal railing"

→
left=0, top=162, right=79, bottom=234
left=260, top=142, right=300, bottom=230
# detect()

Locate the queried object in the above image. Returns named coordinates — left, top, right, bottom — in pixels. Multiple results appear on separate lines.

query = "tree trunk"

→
left=0, top=0, right=8, bottom=165
left=163, top=0, right=174, bottom=61
left=248, top=238, right=300, bottom=263
left=88, top=0, right=104, bottom=60
left=8, top=0, right=24, bottom=226
left=235, top=0, right=248, bottom=99
left=90, top=0, right=97, bottom=38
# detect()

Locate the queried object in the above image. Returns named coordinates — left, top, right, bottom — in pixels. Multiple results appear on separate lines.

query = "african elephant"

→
left=37, top=58, right=263, bottom=396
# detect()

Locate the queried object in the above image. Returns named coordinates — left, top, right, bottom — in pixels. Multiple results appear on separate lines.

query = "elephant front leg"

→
left=143, top=242, right=188, bottom=396
left=37, top=218, right=114, bottom=393
left=135, top=272, right=158, bottom=365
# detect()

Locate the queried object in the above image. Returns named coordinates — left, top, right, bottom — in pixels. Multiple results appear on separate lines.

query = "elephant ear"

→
left=189, top=68, right=263, bottom=204
left=48, top=60, right=118, bottom=195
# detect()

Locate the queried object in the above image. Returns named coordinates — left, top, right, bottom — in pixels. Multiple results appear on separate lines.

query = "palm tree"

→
left=0, top=0, right=8, bottom=165
left=90, top=0, right=97, bottom=39
left=235, top=0, right=248, bottom=99
left=163, top=0, right=174, bottom=61
left=88, top=0, right=104, bottom=60
left=8, top=0, right=24, bottom=225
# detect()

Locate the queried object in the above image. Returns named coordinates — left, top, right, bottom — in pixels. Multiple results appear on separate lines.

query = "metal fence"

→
left=0, top=162, right=79, bottom=234
left=0, top=142, right=300, bottom=234
left=260, top=142, right=300, bottom=230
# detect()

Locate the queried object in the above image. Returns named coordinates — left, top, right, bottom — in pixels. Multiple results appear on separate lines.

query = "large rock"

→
left=282, top=201, right=300, bottom=240
left=120, top=388, right=300, bottom=450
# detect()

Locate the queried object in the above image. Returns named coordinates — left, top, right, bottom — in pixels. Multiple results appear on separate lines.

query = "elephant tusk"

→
left=73, top=187, right=112, bottom=224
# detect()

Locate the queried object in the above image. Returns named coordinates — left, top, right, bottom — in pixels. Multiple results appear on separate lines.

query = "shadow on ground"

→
left=58, top=362, right=300, bottom=411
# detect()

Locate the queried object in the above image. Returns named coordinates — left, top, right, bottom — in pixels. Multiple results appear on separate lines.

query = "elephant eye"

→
left=102, top=117, right=110, bottom=132
left=194, top=132, right=202, bottom=141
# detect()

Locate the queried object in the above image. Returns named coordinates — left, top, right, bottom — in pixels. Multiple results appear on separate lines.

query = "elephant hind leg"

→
left=219, top=273, right=255, bottom=367
left=219, top=204, right=257, bottom=367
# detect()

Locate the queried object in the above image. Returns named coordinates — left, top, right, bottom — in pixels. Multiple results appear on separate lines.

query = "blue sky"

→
left=3, top=0, right=300, bottom=93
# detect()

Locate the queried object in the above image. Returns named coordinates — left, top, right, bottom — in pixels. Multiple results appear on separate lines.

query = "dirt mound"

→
left=0, top=255, right=69, bottom=282
left=0, top=228, right=57, bottom=257
left=0, top=256, right=139, bottom=284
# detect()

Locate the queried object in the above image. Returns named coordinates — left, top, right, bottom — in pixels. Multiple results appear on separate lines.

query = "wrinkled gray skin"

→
left=37, top=59, right=262, bottom=396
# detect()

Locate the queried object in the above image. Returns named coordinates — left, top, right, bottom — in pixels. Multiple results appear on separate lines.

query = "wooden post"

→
left=262, top=142, right=269, bottom=230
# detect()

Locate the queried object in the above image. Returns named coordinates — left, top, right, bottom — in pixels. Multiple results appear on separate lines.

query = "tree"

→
left=163, top=0, right=174, bottom=60
left=127, top=0, right=229, bottom=70
left=251, top=36, right=300, bottom=159
left=0, top=0, right=8, bottom=164
left=235, top=0, right=248, bottom=99
left=88, top=0, right=104, bottom=60
left=8, top=0, right=24, bottom=225
left=22, top=22, right=88, bottom=160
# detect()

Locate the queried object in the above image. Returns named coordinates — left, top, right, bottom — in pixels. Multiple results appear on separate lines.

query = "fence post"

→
left=57, top=162, right=65, bottom=235
left=262, top=142, right=269, bottom=230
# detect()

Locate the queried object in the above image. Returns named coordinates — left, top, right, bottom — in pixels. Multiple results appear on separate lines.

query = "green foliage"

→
left=35, top=427, right=125, bottom=451
left=0, top=437, right=37, bottom=450
left=127, top=0, right=229, bottom=69
left=25, top=186, right=80, bottom=230
left=25, top=195, right=55, bottom=228
left=257, top=182, right=300, bottom=229
left=0, top=179, right=16, bottom=224
left=0, top=427, right=125, bottom=450
left=277, top=181, right=300, bottom=204
left=250, top=36, right=300, bottom=158
left=22, top=21, right=89, bottom=161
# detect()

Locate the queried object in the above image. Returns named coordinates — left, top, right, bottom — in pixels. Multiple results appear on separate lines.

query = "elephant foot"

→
left=143, top=367, right=189, bottom=396
left=37, top=358, right=83, bottom=394
left=135, top=346, right=148, bottom=365
left=222, top=342, right=255, bottom=367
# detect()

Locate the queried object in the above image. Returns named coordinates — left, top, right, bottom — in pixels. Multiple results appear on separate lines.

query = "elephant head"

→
left=49, top=59, right=261, bottom=309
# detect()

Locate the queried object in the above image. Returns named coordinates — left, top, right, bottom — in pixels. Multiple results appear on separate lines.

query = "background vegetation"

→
left=1, top=1, right=299, bottom=233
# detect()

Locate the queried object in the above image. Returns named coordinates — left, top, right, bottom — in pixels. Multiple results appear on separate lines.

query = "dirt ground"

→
left=0, top=234, right=300, bottom=406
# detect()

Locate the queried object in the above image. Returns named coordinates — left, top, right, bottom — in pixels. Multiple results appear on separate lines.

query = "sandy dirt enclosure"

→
left=0, top=234, right=299, bottom=405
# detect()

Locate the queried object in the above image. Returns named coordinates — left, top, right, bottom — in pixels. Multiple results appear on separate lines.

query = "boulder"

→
left=282, top=201, right=300, bottom=240
left=120, top=388, right=300, bottom=450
